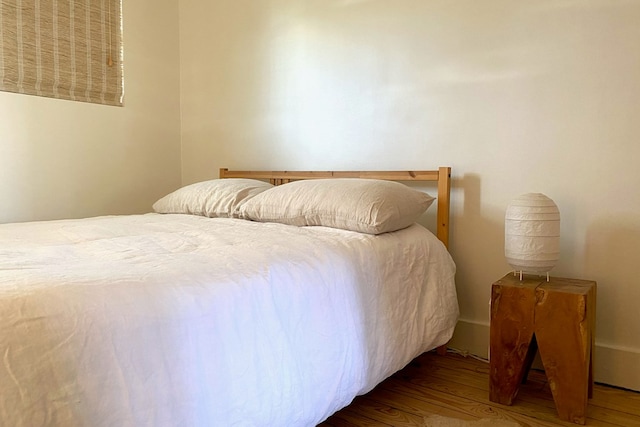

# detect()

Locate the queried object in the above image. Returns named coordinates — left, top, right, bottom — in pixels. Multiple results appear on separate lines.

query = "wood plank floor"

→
left=318, top=351, right=640, bottom=426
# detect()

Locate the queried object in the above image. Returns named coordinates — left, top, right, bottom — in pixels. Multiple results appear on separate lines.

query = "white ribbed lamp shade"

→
left=505, top=193, right=560, bottom=274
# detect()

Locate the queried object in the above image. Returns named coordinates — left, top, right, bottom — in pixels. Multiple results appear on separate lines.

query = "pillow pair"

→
left=153, top=178, right=435, bottom=235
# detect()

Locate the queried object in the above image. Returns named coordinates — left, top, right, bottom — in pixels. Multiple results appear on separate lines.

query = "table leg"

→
left=489, top=283, right=537, bottom=405
left=535, top=286, right=595, bottom=425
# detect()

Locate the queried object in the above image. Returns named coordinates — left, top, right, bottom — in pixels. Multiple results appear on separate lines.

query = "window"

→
left=0, top=0, right=123, bottom=106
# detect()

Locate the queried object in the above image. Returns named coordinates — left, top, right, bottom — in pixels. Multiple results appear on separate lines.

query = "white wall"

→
left=179, top=0, right=640, bottom=390
left=0, top=0, right=182, bottom=223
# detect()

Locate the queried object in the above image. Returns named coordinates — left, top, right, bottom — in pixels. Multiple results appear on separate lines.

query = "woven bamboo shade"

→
left=0, top=0, right=123, bottom=106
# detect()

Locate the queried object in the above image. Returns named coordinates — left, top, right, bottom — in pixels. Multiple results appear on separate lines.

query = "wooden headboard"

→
left=219, top=167, right=452, bottom=248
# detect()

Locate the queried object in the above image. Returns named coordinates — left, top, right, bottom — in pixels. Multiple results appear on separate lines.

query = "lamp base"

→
left=513, top=270, right=550, bottom=282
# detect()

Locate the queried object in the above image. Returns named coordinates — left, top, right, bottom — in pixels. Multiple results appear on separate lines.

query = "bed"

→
left=0, top=168, right=458, bottom=427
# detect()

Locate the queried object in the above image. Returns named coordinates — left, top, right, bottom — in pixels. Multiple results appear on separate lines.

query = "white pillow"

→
left=239, top=178, right=435, bottom=234
left=153, top=179, right=273, bottom=218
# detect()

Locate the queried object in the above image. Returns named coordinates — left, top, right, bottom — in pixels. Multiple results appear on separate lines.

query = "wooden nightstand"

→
left=489, top=273, right=596, bottom=425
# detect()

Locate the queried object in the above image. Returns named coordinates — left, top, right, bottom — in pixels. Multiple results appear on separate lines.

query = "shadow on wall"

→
left=449, top=173, right=506, bottom=321
left=583, top=215, right=640, bottom=390
left=584, top=215, right=640, bottom=349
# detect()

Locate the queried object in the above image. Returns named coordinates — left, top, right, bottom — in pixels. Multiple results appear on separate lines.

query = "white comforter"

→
left=0, top=214, right=458, bottom=427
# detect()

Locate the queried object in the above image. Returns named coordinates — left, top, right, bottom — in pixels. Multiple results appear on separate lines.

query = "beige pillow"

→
left=153, top=179, right=273, bottom=218
left=239, top=178, right=435, bottom=234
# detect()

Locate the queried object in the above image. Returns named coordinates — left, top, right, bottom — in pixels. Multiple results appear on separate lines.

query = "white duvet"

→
left=0, top=214, right=458, bottom=427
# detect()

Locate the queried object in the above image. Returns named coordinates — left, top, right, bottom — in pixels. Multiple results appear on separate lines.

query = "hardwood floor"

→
left=319, top=351, right=640, bottom=426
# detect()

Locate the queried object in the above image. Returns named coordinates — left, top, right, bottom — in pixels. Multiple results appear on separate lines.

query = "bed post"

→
left=436, top=166, right=451, bottom=356
left=436, top=167, right=451, bottom=249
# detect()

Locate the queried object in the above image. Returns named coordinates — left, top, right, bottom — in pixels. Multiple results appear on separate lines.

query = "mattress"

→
left=0, top=213, right=458, bottom=427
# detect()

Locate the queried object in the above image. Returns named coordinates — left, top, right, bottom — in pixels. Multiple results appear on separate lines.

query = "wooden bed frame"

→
left=220, top=167, right=452, bottom=248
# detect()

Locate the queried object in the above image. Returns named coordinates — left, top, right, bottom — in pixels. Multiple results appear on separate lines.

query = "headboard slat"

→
left=220, top=167, right=452, bottom=248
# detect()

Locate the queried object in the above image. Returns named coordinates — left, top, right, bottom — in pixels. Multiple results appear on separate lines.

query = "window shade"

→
left=0, top=0, right=123, bottom=106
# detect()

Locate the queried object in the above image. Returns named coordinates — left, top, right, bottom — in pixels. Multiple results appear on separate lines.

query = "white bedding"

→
left=0, top=214, right=458, bottom=427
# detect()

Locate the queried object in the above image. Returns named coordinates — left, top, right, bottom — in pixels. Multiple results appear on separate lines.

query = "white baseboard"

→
left=448, top=319, right=640, bottom=392
left=448, top=318, right=490, bottom=359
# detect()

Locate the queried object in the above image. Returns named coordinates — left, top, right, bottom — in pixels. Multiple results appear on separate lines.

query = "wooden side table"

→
left=489, top=273, right=596, bottom=425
